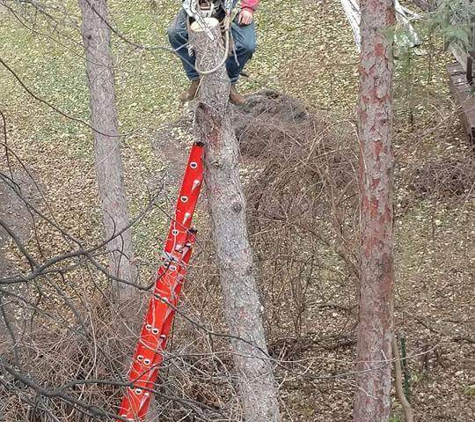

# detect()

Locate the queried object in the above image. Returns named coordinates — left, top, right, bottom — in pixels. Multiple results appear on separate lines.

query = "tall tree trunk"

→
left=190, top=19, right=281, bottom=422
left=353, top=0, right=395, bottom=421
left=78, top=0, right=135, bottom=302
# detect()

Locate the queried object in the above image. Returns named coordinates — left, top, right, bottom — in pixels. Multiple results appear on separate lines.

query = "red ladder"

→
left=118, top=142, right=204, bottom=421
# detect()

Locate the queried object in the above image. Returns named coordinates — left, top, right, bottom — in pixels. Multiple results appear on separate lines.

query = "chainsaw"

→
left=183, top=0, right=233, bottom=40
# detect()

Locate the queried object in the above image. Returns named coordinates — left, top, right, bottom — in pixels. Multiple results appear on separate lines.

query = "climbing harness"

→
left=184, top=0, right=234, bottom=75
left=117, top=142, right=204, bottom=421
left=183, top=0, right=234, bottom=28
left=183, top=0, right=222, bottom=40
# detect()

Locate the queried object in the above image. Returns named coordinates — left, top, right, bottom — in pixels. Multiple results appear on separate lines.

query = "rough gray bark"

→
left=78, top=0, right=135, bottom=302
left=190, top=18, right=281, bottom=422
left=353, top=0, right=395, bottom=421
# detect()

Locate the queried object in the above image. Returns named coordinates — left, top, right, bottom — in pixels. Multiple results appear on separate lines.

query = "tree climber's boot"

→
left=180, top=79, right=200, bottom=103
left=229, top=85, right=246, bottom=105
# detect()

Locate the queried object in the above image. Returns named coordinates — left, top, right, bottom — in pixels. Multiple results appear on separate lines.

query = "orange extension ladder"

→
left=118, top=141, right=204, bottom=421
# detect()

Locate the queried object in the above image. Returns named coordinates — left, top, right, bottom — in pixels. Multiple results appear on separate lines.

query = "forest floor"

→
left=0, top=0, right=474, bottom=421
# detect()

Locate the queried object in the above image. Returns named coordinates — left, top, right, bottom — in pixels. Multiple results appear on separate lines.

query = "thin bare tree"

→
left=78, top=0, right=136, bottom=302
left=353, top=0, right=395, bottom=420
left=190, top=18, right=282, bottom=422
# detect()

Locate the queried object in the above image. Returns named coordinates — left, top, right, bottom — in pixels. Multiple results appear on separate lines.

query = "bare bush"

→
left=236, top=91, right=360, bottom=345
left=1, top=91, right=362, bottom=421
left=407, top=156, right=475, bottom=199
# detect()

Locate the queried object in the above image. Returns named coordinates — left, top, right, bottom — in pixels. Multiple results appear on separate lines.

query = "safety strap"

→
left=183, top=0, right=234, bottom=40
left=117, top=142, right=205, bottom=421
left=183, top=0, right=216, bottom=40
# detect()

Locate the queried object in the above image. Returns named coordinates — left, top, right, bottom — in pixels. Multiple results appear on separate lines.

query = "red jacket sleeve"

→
left=241, top=0, right=259, bottom=11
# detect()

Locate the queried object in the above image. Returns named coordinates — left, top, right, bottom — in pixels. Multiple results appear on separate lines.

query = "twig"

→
left=392, top=336, right=414, bottom=422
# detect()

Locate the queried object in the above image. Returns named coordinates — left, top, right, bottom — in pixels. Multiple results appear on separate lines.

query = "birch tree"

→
left=353, top=0, right=395, bottom=420
left=78, top=0, right=136, bottom=302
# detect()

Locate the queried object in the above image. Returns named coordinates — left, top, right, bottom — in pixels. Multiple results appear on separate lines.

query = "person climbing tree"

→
left=168, top=0, right=258, bottom=105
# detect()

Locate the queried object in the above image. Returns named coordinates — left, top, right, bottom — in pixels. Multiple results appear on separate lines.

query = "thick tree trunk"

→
left=190, top=18, right=281, bottom=422
left=78, top=0, right=136, bottom=302
left=353, top=0, right=395, bottom=421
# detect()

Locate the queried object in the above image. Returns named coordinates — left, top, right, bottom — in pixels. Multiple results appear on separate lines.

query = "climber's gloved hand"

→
left=237, top=9, right=253, bottom=25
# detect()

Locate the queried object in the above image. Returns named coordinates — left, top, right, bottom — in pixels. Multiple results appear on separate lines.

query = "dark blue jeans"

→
left=167, top=8, right=256, bottom=84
